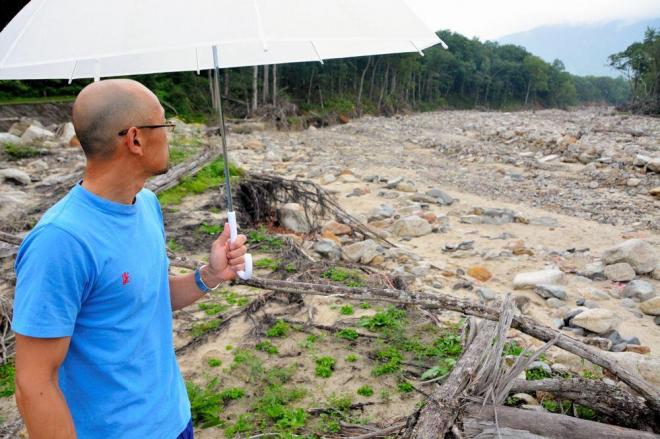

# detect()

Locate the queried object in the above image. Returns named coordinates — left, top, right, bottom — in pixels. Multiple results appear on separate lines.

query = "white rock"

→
left=603, top=352, right=660, bottom=387
left=513, top=269, right=565, bottom=290
left=571, top=308, right=621, bottom=334
left=623, top=280, right=656, bottom=302
left=320, top=174, right=337, bottom=184
left=278, top=203, right=311, bottom=233
left=342, top=239, right=381, bottom=264
left=0, top=168, right=31, bottom=185
left=391, top=215, right=432, bottom=237
left=0, top=132, right=22, bottom=145
left=602, top=239, right=658, bottom=274
left=603, top=263, right=636, bottom=282
left=313, top=239, right=341, bottom=261
left=20, top=124, right=55, bottom=143
left=639, top=297, right=660, bottom=316
left=56, top=122, right=76, bottom=144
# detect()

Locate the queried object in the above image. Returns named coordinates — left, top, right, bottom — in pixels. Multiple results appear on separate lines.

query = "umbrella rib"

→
left=67, top=60, right=79, bottom=84
left=409, top=40, right=424, bottom=57
left=310, top=41, right=324, bottom=64
left=253, top=0, right=268, bottom=52
left=0, top=0, right=50, bottom=69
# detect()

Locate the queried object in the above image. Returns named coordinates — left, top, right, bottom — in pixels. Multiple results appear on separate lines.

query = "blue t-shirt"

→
left=12, top=183, right=190, bottom=438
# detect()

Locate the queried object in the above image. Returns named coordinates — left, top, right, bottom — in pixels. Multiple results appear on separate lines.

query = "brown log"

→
left=146, top=147, right=217, bottom=193
left=462, top=404, right=660, bottom=439
left=411, top=320, right=497, bottom=437
left=510, top=378, right=660, bottom=432
left=240, top=277, right=660, bottom=413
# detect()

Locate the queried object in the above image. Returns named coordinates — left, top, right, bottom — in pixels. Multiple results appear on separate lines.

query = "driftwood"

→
left=0, top=232, right=21, bottom=246
left=462, top=404, right=660, bottom=439
left=411, top=319, right=498, bottom=437
left=241, top=277, right=660, bottom=413
left=510, top=378, right=660, bottom=432
left=146, top=147, right=218, bottom=193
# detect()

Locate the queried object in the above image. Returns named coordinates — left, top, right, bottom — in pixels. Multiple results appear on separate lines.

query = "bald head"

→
left=72, top=79, right=161, bottom=159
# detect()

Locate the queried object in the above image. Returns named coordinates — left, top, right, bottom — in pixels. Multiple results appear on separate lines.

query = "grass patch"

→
left=339, top=305, right=354, bottom=315
left=359, top=307, right=406, bottom=332
left=266, top=320, right=290, bottom=338
left=186, top=378, right=245, bottom=428
left=198, top=223, right=223, bottom=235
left=157, top=158, right=243, bottom=207
left=167, top=238, right=184, bottom=252
left=526, top=367, right=552, bottom=381
left=190, top=319, right=221, bottom=338
left=3, top=143, right=42, bottom=160
left=247, top=227, right=284, bottom=252
left=198, top=302, right=228, bottom=316
left=322, top=267, right=365, bottom=287
left=315, top=356, right=337, bottom=378
left=356, top=385, right=374, bottom=397
left=337, top=328, right=359, bottom=341
left=397, top=381, right=414, bottom=393
left=224, top=291, right=249, bottom=307
left=254, top=257, right=280, bottom=271
left=345, top=354, right=358, bottom=362
left=372, top=346, right=403, bottom=376
left=0, top=360, right=15, bottom=398
left=256, top=340, right=279, bottom=355
left=503, top=340, right=524, bottom=357
left=207, top=358, right=222, bottom=368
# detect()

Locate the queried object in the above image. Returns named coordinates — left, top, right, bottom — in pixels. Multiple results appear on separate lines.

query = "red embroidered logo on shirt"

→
left=122, top=272, right=130, bottom=285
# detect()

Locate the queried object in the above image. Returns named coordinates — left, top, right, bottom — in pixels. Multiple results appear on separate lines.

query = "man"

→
left=12, top=79, right=247, bottom=438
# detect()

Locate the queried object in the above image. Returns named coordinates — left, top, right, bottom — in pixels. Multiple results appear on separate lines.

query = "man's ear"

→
left=125, top=127, right=144, bottom=156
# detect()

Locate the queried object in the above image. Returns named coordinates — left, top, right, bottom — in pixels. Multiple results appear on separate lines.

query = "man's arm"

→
left=15, top=334, right=76, bottom=439
left=169, top=223, right=247, bottom=311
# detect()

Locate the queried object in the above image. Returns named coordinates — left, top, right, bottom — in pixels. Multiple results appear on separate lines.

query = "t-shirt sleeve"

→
left=12, top=225, right=94, bottom=338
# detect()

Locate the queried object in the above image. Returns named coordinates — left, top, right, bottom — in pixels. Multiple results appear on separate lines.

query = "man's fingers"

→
left=229, top=234, right=247, bottom=250
left=227, top=246, right=247, bottom=259
left=229, top=256, right=245, bottom=267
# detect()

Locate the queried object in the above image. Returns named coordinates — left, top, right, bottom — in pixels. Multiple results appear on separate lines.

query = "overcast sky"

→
left=407, top=0, right=660, bottom=40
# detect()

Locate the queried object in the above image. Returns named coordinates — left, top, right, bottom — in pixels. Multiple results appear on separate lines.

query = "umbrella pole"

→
left=211, top=45, right=252, bottom=279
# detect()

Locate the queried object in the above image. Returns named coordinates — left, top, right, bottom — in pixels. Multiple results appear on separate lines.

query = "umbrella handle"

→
left=227, top=211, right=252, bottom=280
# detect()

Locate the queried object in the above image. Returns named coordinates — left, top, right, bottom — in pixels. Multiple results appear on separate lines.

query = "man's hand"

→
left=203, top=222, right=247, bottom=285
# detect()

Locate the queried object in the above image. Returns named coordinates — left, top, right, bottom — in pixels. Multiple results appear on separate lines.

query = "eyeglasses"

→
left=117, top=123, right=176, bottom=136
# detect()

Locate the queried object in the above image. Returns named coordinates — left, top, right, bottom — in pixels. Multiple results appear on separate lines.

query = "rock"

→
left=571, top=308, right=621, bottom=334
left=416, top=211, right=437, bottom=224
left=579, top=262, right=606, bottom=280
left=527, top=361, right=551, bottom=375
left=514, top=296, right=531, bottom=314
left=474, top=207, right=516, bottom=225
left=512, top=393, right=539, bottom=405
left=410, top=264, right=430, bottom=277
left=626, top=177, right=641, bottom=187
left=551, top=363, right=569, bottom=374
left=320, top=174, right=337, bottom=184
left=534, top=284, right=567, bottom=300
left=507, top=240, right=534, bottom=256
left=0, top=168, right=31, bottom=185
left=56, top=122, right=76, bottom=144
left=602, top=329, right=625, bottom=345
left=425, top=188, right=455, bottom=205
left=648, top=157, right=660, bottom=172
left=624, top=336, right=641, bottom=346
left=620, top=298, right=637, bottom=308
left=583, top=288, right=611, bottom=301
left=584, top=337, right=612, bottom=351
left=625, top=345, right=651, bottom=354
left=611, top=343, right=628, bottom=352
left=0, top=132, right=22, bottom=145
left=655, top=316, right=660, bottom=325
left=384, top=176, right=403, bottom=189
left=602, top=239, right=658, bottom=274
left=395, top=181, right=416, bottom=192
left=639, top=296, right=660, bottom=316
left=391, top=216, right=432, bottom=238
left=20, top=124, right=55, bottom=143
left=603, top=263, right=636, bottom=282
left=476, top=287, right=496, bottom=302
left=650, top=187, right=660, bottom=198
left=367, top=204, right=395, bottom=222
left=513, top=269, right=565, bottom=290
left=467, top=266, right=492, bottom=282
left=546, top=298, right=564, bottom=309
left=69, top=134, right=81, bottom=147
left=342, top=239, right=382, bottom=264
left=313, top=239, right=341, bottom=261
left=340, top=173, right=359, bottom=183
left=278, top=203, right=311, bottom=233
left=622, top=280, right=656, bottom=302
left=322, top=221, right=352, bottom=236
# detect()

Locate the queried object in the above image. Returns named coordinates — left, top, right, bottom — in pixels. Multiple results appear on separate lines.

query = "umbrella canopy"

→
left=0, top=0, right=444, bottom=80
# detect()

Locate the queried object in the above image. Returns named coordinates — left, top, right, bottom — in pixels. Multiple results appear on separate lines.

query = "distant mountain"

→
left=498, top=18, right=660, bottom=77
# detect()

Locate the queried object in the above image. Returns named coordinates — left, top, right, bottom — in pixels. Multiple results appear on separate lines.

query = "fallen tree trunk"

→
left=241, top=277, right=660, bottom=413
left=510, top=378, right=659, bottom=432
left=462, top=404, right=660, bottom=439
left=146, top=147, right=218, bottom=193
left=411, top=319, right=498, bottom=437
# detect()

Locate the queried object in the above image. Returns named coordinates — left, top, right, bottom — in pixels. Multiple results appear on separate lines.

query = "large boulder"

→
left=602, top=239, right=658, bottom=274
left=391, top=215, right=432, bottom=238
left=0, top=168, right=31, bottom=186
left=278, top=203, right=311, bottom=233
left=313, top=239, right=341, bottom=261
left=21, top=124, right=55, bottom=143
left=513, top=269, right=565, bottom=290
left=342, top=239, right=382, bottom=264
left=570, top=308, right=621, bottom=334
left=56, top=122, right=76, bottom=144
left=603, top=263, right=636, bottom=282
left=640, top=297, right=660, bottom=316
left=623, top=280, right=656, bottom=302
left=0, top=133, right=21, bottom=145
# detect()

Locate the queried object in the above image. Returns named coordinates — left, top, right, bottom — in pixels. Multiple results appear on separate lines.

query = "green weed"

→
left=198, top=223, right=222, bottom=235
left=247, top=227, right=284, bottom=251
left=372, top=347, right=403, bottom=376
left=397, top=381, right=414, bottom=393
left=0, top=360, right=15, bottom=398
left=345, top=354, right=358, bottom=363
left=322, top=267, right=365, bottom=287
left=167, top=238, right=184, bottom=252
left=198, top=302, right=228, bottom=316
left=190, top=319, right=221, bottom=338
left=207, top=358, right=222, bottom=368
left=256, top=340, right=279, bottom=355
left=3, top=143, right=42, bottom=160
left=337, top=328, right=359, bottom=341
left=339, top=305, right=354, bottom=315
left=357, top=385, right=374, bottom=397
left=255, top=257, right=280, bottom=271
left=359, top=307, right=406, bottom=332
left=266, top=320, right=290, bottom=338
left=315, top=356, right=337, bottom=378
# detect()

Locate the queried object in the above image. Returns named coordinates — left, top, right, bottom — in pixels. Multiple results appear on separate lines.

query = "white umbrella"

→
left=0, top=0, right=445, bottom=279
